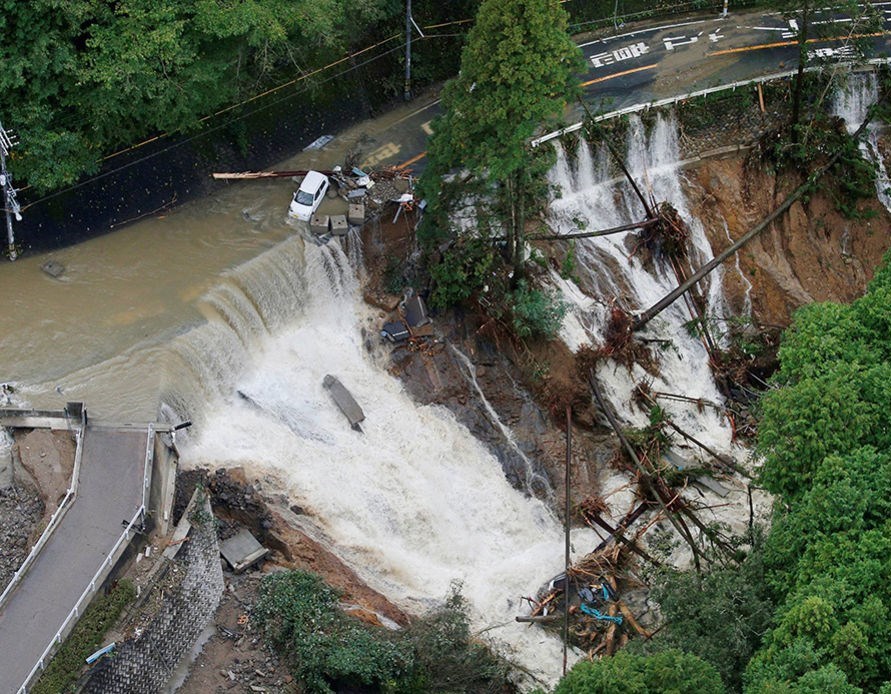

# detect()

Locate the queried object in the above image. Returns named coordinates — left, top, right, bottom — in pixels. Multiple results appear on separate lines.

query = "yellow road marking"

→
left=396, top=151, right=427, bottom=170
left=710, top=31, right=886, bottom=57
left=582, top=63, right=658, bottom=87
left=362, top=142, right=401, bottom=169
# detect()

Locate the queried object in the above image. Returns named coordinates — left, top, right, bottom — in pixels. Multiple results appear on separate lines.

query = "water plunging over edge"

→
left=544, top=113, right=765, bottom=563
left=162, top=237, right=599, bottom=688
left=832, top=72, right=891, bottom=212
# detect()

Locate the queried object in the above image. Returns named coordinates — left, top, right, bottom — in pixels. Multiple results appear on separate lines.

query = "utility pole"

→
left=0, top=122, right=21, bottom=261
left=404, top=0, right=413, bottom=101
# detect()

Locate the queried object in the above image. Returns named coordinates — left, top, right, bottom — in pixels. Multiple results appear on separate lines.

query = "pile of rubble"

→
left=0, top=482, right=44, bottom=589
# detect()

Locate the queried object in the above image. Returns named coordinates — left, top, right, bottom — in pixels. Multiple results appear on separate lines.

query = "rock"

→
left=41, top=260, right=65, bottom=278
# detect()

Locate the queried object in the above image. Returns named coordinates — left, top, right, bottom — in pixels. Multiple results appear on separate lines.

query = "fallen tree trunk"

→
left=632, top=105, right=882, bottom=331
left=588, top=372, right=705, bottom=572
left=528, top=218, right=658, bottom=242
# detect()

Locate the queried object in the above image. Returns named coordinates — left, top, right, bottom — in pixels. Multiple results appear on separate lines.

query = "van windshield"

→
left=296, top=190, right=314, bottom=206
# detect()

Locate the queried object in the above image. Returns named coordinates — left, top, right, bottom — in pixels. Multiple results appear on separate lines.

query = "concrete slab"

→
left=220, top=528, right=268, bottom=573
left=310, top=214, right=329, bottom=235
left=322, top=375, right=365, bottom=431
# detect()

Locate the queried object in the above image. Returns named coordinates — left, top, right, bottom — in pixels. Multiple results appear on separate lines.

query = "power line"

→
left=20, top=37, right=420, bottom=211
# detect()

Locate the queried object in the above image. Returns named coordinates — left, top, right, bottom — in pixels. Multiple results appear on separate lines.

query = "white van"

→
left=289, top=171, right=329, bottom=220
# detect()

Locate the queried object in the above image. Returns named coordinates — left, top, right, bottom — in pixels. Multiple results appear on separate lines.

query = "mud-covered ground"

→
left=0, top=429, right=75, bottom=590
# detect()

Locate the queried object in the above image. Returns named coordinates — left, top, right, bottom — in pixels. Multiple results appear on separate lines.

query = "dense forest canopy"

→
left=0, top=0, right=475, bottom=191
left=0, top=0, right=739, bottom=194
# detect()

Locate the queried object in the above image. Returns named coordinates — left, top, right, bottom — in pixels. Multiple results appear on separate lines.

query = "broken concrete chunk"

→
left=310, top=214, right=330, bottom=236
left=41, top=260, right=65, bottom=278
left=348, top=203, right=365, bottom=226
left=219, top=528, right=269, bottom=573
left=323, top=375, right=365, bottom=431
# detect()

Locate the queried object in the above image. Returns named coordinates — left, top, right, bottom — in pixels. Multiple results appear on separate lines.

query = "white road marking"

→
left=579, top=19, right=706, bottom=48
left=589, top=42, right=650, bottom=68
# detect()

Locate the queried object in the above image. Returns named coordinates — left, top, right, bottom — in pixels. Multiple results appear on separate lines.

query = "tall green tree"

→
left=0, top=0, right=400, bottom=191
left=421, top=0, right=583, bottom=279
left=743, top=255, right=891, bottom=692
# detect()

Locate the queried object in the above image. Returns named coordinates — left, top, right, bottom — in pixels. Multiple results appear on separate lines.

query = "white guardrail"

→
left=17, top=505, right=146, bottom=693
left=0, top=414, right=86, bottom=611
left=16, top=424, right=154, bottom=693
left=531, top=60, right=889, bottom=148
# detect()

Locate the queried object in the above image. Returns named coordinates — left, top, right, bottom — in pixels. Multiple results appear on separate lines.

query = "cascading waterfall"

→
left=547, top=113, right=737, bottom=458
left=832, top=71, right=891, bottom=212
left=450, top=345, right=554, bottom=500
left=167, top=236, right=597, bottom=687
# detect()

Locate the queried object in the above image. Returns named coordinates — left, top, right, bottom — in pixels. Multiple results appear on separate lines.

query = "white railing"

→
left=12, top=423, right=155, bottom=693
left=0, top=413, right=86, bottom=611
left=142, top=424, right=154, bottom=510
left=17, top=504, right=146, bottom=694
left=531, top=60, right=889, bottom=147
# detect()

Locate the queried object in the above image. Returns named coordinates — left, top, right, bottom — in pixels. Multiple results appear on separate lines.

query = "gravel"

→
left=0, top=482, right=45, bottom=589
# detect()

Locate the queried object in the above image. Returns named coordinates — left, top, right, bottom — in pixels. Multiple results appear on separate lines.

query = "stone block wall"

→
left=83, top=497, right=223, bottom=694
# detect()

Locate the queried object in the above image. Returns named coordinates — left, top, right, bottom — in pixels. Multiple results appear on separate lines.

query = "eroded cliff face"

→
left=686, top=154, right=891, bottom=327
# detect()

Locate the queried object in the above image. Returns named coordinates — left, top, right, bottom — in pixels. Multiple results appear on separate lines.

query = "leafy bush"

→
left=256, top=571, right=514, bottom=694
left=33, top=579, right=136, bottom=694
left=403, top=585, right=512, bottom=693
left=555, top=649, right=724, bottom=694
left=428, top=238, right=498, bottom=310
left=254, top=571, right=412, bottom=693
left=506, top=280, right=567, bottom=340
left=640, top=535, right=776, bottom=692
left=744, top=252, right=891, bottom=691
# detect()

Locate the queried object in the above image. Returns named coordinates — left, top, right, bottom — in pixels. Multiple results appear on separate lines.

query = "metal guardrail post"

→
left=142, top=424, right=154, bottom=511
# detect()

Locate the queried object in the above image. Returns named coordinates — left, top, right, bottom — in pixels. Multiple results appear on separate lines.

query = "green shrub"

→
left=254, top=571, right=412, bottom=693
left=33, top=579, right=136, bottom=694
left=555, top=649, right=725, bottom=694
left=428, top=238, right=498, bottom=310
left=745, top=251, right=891, bottom=691
left=403, top=586, right=512, bottom=693
left=507, top=280, right=567, bottom=340
left=640, top=536, right=776, bottom=692
left=255, top=571, right=513, bottom=694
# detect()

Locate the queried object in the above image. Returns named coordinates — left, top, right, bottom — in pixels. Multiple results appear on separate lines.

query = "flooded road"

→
left=0, top=97, right=435, bottom=420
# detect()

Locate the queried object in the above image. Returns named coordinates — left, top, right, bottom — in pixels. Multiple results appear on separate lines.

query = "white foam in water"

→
left=832, top=72, right=891, bottom=212
left=180, top=239, right=597, bottom=688
left=547, top=113, right=738, bottom=458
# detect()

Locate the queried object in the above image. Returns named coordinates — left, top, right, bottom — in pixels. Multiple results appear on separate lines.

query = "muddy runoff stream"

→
left=0, top=103, right=599, bottom=688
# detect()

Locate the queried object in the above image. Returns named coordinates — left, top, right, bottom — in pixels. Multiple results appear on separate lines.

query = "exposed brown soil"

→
left=0, top=430, right=73, bottom=589
left=15, top=429, right=76, bottom=514
left=687, top=155, right=891, bottom=327
left=174, top=467, right=408, bottom=694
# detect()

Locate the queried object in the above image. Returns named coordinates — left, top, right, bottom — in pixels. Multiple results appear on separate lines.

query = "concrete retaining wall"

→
left=82, top=496, right=223, bottom=694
